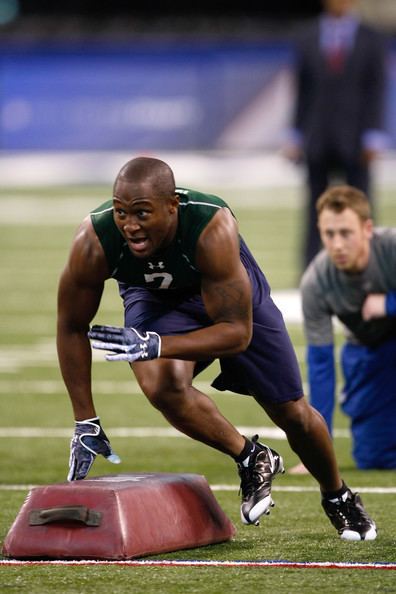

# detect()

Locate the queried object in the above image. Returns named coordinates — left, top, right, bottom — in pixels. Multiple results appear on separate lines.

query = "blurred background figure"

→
left=301, top=185, right=396, bottom=471
left=284, top=0, right=389, bottom=272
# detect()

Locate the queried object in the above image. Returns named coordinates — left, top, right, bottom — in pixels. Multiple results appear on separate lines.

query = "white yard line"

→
left=0, top=335, right=307, bottom=372
left=0, top=425, right=350, bottom=439
left=1, top=150, right=396, bottom=192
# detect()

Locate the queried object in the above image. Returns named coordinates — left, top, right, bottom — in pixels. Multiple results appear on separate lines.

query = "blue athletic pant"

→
left=341, top=338, right=396, bottom=469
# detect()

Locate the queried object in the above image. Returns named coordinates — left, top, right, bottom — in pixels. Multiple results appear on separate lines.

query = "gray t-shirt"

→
left=301, top=228, right=396, bottom=347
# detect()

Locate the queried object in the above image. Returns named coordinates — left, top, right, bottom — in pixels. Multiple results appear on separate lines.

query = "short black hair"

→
left=116, top=156, right=176, bottom=198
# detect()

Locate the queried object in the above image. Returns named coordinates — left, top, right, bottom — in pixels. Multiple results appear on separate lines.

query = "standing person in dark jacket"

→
left=284, top=0, right=387, bottom=270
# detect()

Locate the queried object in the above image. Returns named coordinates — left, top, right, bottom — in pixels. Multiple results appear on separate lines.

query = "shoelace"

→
left=238, top=454, right=269, bottom=498
left=238, top=466, right=257, bottom=498
left=238, top=435, right=272, bottom=498
left=332, top=494, right=370, bottom=527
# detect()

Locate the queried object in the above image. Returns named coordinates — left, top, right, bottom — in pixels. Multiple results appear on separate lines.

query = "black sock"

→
left=233, top=437, right=257, bottom=464
left=321, top=480, right=348, bottom=500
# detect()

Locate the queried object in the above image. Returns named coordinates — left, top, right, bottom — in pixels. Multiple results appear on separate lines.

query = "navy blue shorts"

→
left=119, top=283, right=303, bottom=405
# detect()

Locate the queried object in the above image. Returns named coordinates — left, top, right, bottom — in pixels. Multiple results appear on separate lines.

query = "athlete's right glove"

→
left=88, top=325, right=161, bottom=362
left=67, top=416, right=121, bottom=481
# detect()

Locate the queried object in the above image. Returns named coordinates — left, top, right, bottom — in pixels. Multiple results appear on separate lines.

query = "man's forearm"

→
left=160, top=320, right=251, bottom=360
left=57, top=328, right=96, bottom=420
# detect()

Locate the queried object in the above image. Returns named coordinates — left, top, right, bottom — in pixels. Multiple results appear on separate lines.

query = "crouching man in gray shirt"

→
left=301, top=185, right=396, bottom=469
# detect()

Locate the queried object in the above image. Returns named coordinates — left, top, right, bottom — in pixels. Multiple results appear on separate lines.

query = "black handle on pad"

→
left=29, top=505, right=102, bottom=526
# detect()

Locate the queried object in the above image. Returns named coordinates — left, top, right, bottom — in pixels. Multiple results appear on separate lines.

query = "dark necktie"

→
left=327, top=46, right=346, bottom=72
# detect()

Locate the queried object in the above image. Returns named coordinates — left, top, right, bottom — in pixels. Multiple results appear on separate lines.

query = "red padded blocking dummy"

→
left=2, top=473, right=235, bottom=559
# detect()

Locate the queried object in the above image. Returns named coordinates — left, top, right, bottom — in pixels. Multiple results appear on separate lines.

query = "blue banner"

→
left=1, top=40, right=395, bottom=151
left=0, top=42, right=292, bottom=150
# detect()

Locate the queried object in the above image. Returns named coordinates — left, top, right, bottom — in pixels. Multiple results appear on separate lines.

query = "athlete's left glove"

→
left=88, top=325, right=161, bottom=362
left=67, top=416, right=121, bottom=481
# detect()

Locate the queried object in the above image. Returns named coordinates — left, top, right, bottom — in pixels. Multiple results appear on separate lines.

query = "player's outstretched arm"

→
left=58, top=218, right=121, bottom=479
left=57, top=218, right=108, bottom=419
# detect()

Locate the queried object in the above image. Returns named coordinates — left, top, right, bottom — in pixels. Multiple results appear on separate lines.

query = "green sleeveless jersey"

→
left=90, top=188, right=228, bottom=292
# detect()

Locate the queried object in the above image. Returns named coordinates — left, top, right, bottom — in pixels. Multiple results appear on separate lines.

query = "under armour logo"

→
left=148, top=261, right=165, bottom=270
left=138, top=342, right=149, bottom=358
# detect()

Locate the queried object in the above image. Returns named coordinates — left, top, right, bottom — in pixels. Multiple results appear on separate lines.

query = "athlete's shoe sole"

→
left=340, top=525, right=377, bottom=541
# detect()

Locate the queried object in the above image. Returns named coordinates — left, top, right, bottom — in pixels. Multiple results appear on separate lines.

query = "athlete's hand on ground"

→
left=88, top=325, right=161, bottom=362
left=67, top=416, right=121, bottom=481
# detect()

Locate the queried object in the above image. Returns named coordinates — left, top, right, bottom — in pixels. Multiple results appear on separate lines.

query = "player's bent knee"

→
left=270, top=398, right=312, bottom=435
left=138, top=374, right=191, bottom=410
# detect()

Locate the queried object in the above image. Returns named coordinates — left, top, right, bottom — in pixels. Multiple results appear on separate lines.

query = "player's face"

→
left=113, top=179, right=179, bottom=259
left=318, top=207, right=373, bottom=273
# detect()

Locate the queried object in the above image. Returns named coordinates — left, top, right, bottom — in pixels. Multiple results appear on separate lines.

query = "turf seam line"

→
left=1, top=484, right=395, bottom=494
